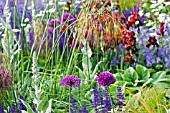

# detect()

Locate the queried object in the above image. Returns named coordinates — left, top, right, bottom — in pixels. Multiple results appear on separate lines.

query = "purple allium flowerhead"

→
left=61, top=75, right=81, bottom=88
left=59, top=13, right=76, bottom=24
left=49, top=19, right=58, bottom=27
left=97, top=72, right=115, bottom=86
left=57, top=13, right=76, bottom=33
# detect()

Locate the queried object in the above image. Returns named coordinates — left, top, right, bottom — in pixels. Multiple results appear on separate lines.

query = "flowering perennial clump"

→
left=91, top=86, right=124, bottom=112
left=0, top=69, right=13, bottom=94
left=97, top=72, right=115, bottom=86
left=61, top=75, right=81, bottom=88
left=70, top=98, right=88, bottom=113
left=117, top=85, right=124, bottom=108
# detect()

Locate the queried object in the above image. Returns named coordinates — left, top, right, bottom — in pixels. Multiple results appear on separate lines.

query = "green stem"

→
left=69, top=87, right=72, bottom=113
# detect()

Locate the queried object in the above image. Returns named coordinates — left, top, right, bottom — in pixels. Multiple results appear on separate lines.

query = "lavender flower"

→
left=111, top=44, right=125, bottom=67
left=9, top=104, right=19, bottom=113
left=97, top=72, right=115, bottom=86
left=104, top=99, right=112, bottom=111
left=91, top=87, right=113, bottom=112
left=0, top=1, right=5, bottom=16
left=0, top=104, right=5, bottom=113
left=104, top=87, right=112, bottom=111
left=92, top=87, right=99, bottom=111
left=82, top=105, right=88, bottom=113
left=61, top=75, right=81, bottom=88
left=18, top=95, right=27, bottom=111
left=71, top=98, right=78, bottom=112
left=165, top=57, right=170, bottom=68
left=116, top=86, right=124, bottom=108
left=98, top=90, right=104, bottom=106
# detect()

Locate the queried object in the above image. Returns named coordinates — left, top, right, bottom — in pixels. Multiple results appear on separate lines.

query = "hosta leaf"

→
left=154, top=80, right=170, bottom=88
left=136, top=65, right=150, bottom=80
left=122, top=67, right=138, bottom=83
left=151, top=71, right=167, bottom=83
left=114, top=73, right=123, bottom=81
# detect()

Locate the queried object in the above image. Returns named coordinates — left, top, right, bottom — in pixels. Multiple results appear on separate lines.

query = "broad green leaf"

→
left=109, top=84, right=117, bottom=95
left=114, top=81, right=127, bottom=86
left=126, top=87, right=140, bottom=93
left=151, top=71, right=167, bottom=83
left=114, top=73, right=123, bottom=81
left=136, top=65, right=150, bottom=80
left=154, top=80, right=170, bottom=89
left=142, top=78, right=153, bottom=88
left=37, top=96, right=49, bottom=111
left=122, top=67, right=138, bottom=83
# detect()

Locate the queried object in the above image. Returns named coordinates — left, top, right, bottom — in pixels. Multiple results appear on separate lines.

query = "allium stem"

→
left=69, top=87, right=72, bottom=113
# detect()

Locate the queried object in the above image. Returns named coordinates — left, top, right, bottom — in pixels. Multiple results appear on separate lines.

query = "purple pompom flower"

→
left=59, top=13, right=76, bottom=25
left=97, top=72, right=115, bottom=86
left=61, top=75, right=81, bottom=88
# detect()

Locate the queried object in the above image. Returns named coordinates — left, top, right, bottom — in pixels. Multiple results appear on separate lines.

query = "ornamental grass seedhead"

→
left=61, top=75, right=81, bottom=88
left=75, top=0, right=123, bottom=51
left=97, top=72, right=115, bottom=86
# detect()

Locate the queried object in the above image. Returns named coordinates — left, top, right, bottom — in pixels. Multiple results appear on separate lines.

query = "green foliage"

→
left=114, top=65, right=170, bottom=93
left=118, top=0, right=141, bottom=12
left=125, top=87, right=168, bottom=113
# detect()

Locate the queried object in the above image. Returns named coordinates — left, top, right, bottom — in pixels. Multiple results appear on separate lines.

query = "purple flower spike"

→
left=116, top=85, right=124, bottom=108
left=0, top=104, right=5, bottom=113
left=9, top=104, right=18, bottom=113
left=97, top=72, right=115, bottom=86
left=61, top=75, right=81, bottom=88
left=82, top=105, right=88, bottom=113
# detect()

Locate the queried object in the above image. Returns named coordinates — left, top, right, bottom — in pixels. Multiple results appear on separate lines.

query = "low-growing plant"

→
left=125, top=87, right=169, bottom=113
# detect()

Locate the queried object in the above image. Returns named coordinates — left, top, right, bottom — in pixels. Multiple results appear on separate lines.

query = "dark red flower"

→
left=146, top=36, right=159, bottom=48
left=123, top=53, right=135, bottom=64
left=157, top=22, right=165, bottom=36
